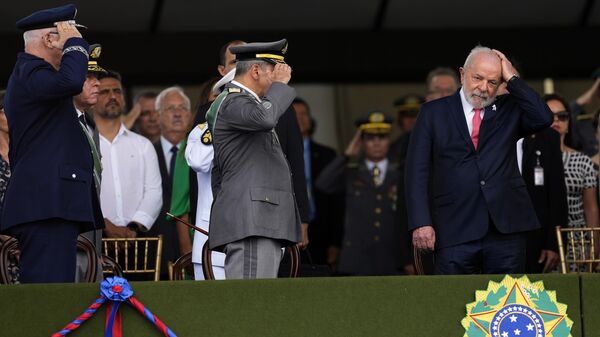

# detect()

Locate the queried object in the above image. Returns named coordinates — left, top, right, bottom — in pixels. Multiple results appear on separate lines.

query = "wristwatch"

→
left=127, top=222, right=141, bottom=233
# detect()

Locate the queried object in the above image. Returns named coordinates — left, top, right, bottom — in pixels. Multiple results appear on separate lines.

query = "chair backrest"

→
left=0, top=235, right=19, bottom=284
left=101, top=254, right=124, bottom=278
left=0, top=235, right=99, bottom=284
left=101, top=235, right=163, bottom=281
left=77, top=235, right=99, bottom=282
left=556, top=226, right=600, bottom=273
left=170, top=252, right=193, bottom=281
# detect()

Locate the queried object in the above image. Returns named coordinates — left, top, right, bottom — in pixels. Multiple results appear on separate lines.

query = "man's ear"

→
left=250, top=64, right=260, bottom=80
left=217, top=65, right=225, bottom=76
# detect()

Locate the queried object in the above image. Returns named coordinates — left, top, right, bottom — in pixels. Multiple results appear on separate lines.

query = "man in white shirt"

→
left=94, top=70, right=162, bottom=237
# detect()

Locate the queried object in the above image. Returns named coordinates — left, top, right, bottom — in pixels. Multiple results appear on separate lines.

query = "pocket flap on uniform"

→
left=250, top=187, right=280, bottom=205
left=58, top=165, right=89, bottom=183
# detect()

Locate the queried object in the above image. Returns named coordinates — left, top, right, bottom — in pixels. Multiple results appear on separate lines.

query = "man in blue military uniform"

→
left=316, top=112, right=405, bottom=275
left=1, top=4, right=103, bottom=283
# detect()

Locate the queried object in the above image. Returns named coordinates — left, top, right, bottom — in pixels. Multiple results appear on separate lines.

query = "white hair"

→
left=463, top=46, right=495, bottom=69
left=155, top=86, right=191, bottom=112
left=23, top=28, right=52, bottom=47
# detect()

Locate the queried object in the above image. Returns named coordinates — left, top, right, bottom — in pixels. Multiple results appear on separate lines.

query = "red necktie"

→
left=471, top=108, right=482, bottom=149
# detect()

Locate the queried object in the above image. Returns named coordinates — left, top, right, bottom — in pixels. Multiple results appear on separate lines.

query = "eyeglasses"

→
left=553, top=111, right=569, bottom=122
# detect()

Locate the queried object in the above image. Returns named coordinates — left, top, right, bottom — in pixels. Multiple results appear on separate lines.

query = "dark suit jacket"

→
left=145, top=142, right=181, bottom=279
left=405, top=77, right=553, bottom=249
left=1, top=38, right=103, bottom=233
left=275, top=106, right=310, bottom=224
left=521, top=128, right=568, bottom=272
left=306, top=140, right=343, bottom=264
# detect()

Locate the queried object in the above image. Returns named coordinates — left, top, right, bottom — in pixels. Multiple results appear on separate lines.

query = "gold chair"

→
left=556, top=226, right=600, bottom=273
left=101, top=235, right=163, bottom=281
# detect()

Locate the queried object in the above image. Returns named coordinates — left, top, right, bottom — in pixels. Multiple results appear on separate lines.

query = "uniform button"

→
left=374, top=221, right=381, bottom=228
left=265, top=197, right=270, bottom=202
left=72, top=173, right=77, bottom=179
left=376, top=194, right=382, bottom=200
left=373, top=235, right=380, bottom=241
left=480, top=180, right=485, bottom=186
left=375, top=207, right=381, bottom=214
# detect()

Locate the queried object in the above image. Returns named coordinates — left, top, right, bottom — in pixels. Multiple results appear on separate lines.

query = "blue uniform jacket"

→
left=1, top=37, right=103, bottom=233
left=405, top=77, right=553, bottom=249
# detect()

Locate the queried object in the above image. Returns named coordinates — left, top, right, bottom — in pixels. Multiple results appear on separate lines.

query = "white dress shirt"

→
left=100, top=124, right=162, bottom=230
left=516, top=138, right=524, bottom=174
left=185, top=123, right=226, bottom=271
left=365, top=158, right=389, bottom=183
left=460, top=88, right=485, bottom=136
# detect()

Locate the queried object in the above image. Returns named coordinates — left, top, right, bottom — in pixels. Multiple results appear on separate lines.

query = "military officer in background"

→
left=207, top=39, right=301, bottom=279
left=316, top=112, right=404, bottom=276
left=1, top=5, right=104, bottom=283
left=73, top=43, right=107, bottom=282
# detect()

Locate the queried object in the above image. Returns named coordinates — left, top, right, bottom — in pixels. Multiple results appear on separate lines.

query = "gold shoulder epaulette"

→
left=201, top=128, right=212, bottom=145
left=228, top=87, right=241, bottom=93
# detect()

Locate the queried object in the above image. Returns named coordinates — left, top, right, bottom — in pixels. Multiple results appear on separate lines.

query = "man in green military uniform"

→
left=316, top=112, right=406, bottom=275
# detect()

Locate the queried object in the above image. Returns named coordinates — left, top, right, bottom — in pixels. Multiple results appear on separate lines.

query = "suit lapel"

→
left=478, top=100, right=503, bottom=149
left=448, top=92, right=473, bottom=149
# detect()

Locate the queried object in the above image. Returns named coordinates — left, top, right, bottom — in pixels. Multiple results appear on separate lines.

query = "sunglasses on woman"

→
left=553, top=111, right=569, bottom=122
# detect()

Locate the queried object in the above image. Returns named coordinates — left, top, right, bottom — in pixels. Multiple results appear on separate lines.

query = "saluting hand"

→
left=344, top=129, right=362, bottom=157
left=492, top=49, right=518, bottom=83
left=271, top=63, right=292, bottom=84
left=52, top=21, right=82, bottom=50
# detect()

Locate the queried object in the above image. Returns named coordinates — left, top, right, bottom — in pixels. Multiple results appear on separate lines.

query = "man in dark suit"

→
left=149, top=86, right=195, bottom=279
left=1, top=5, right=104, bottom=283
left=292, top=98, right=343, bottom=266
left=520, top=129, right=568, bottom=273
left=406, top=47, right=553, bottom=274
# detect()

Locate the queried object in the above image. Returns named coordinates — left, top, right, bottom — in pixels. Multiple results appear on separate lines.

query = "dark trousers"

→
left=434, top=225, right=526, bottom=275
left=8, top=218, right=80, bottom=283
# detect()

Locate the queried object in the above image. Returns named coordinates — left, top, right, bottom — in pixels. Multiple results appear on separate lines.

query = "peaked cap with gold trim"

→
left=355, top=111, right=393, bottom=134
left=229, top=39, right=288, bottom=65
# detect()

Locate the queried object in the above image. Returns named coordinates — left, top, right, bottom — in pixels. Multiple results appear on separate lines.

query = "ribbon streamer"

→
left=52, top=277, right=177, bottom=337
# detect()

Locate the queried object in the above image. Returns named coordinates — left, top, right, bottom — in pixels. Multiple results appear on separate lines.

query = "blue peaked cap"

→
left=16, top=4, right=87, bottom=31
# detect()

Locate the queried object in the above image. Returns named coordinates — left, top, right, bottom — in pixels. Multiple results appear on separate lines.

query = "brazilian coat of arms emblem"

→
left=462, top=275, right=573, bottom=337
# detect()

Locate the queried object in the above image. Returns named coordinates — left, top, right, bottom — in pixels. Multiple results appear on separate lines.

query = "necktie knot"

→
left=372, top=165, right=382, bottom=186
left=169, top=145, right=178, bottom=182
left=78, top=114, right=87, bottom=126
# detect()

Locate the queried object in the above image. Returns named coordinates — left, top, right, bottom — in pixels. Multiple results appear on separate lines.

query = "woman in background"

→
left=545, top=93, right=599, bottom=271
